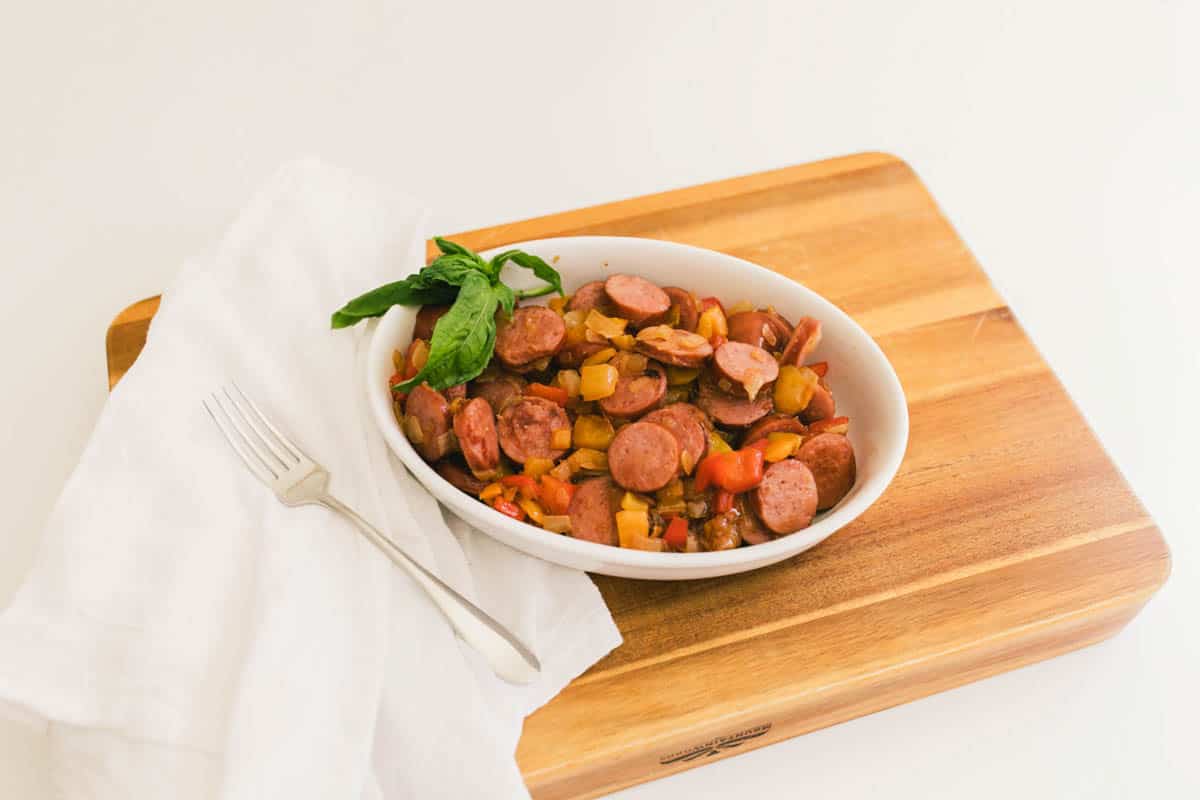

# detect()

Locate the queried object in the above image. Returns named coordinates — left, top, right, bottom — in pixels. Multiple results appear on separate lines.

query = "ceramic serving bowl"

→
left=367, top=236, right=907, bottom=580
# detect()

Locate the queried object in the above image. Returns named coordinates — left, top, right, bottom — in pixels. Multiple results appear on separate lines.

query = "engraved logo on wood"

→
left=658, top=724, right=772, bottom=765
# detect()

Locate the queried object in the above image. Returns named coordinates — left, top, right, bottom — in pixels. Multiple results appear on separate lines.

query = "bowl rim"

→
left=366, top=235, right=909, bottom=572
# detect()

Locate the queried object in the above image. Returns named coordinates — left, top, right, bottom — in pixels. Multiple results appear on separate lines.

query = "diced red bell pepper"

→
left=491, top=497, right=526, bottom=521
left=501, top=474, right=540, bottom=499
left=712, top=489, right=735, bottom=514
left=700, top=296, right=724, bottom=313
left=527, top=382, right=569, bottom=407
left=663, top=516, right=689, bottom=548
left=809, top=361, right=829, bottom=378
left=539, top=474, right=577, bottom=515
left=743, top=437, right=770, bottom=454
left=693, top=446, right=766, bottom=493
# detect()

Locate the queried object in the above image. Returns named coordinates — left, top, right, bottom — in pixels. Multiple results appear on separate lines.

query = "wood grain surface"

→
left=105, top=152, right=1170, bottom=799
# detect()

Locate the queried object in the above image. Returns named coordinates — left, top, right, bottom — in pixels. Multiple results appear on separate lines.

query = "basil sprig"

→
left=330, top=237, right=564, bottom=391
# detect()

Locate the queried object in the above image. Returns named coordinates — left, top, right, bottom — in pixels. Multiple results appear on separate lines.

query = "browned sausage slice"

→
left=599, top=365, right=667, bottom=417
left=604, top=274, right=671, bottom=324
left=663, top=287, right=700, bottom=331
left=780, top=316, right=822, bottom=367
left=635, top=325, right=714, bottom=367
left=607, top=421, right=681, bottom=492
left=497, top=396, right=571, bottom=464
left=566, top=280, right=609, bottom=313
left=470, top=373, right=526, bottom=415
left=435, top=458, right=489, bottom=496
left=742, top=414, right=807, bottom=445
left=404, top=383, right=454, bottom=462
left=712, top=341, right=779, bottom=398
left=495, top=306, right=566, bottom=369
left=413, top=304, right=450, bottom=341
left=796, top=432, right=856, bottom=510
left=452, top=397, right=500, bottom=478
left=696, top=380, right=773, bottom=427
left=736, top=499, right=773, bottom=545
left=567, top=477, right=619, bottom=546
left=750, top=459, right=818, bottom=534
left=727, top=310, right=790, bottom=350
left=554, top=341, right=608, bottom=368
left=642, top=403, right=708, bottom=472
left=800, top=383, right=836, bottom=424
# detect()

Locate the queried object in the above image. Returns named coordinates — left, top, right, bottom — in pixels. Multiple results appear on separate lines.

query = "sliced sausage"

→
left=495, top=306, right=566, bottom=369
left=567, top=477, right=619, bottom=546
left=607, top=421, right=681, bottom=492
left=599, top=364, right=667, bottom=417
left=444, top=383, right=467, bottom=401
left=413, top=304, right=450, bottom=341
left=642, top=403, right=708, bottom=472
left=800, top=382, right=836, bottom=424
left=727, top=310, right=790, bottom=350
left=696, top=379, right=773, bottom=427
left=566, top=280, right=610, bottom=313
left=750, top=459, right=819, bottom=534
left=604, top=274, right=671, bottom=325
left=712, top=341, right=779, bottom=398
left=470, top=373, right=526, bottom=415
left=797, top=432, right=856, bottom=510
left=635, top=325, right=714, bottom=367
left=555, top=341, right=608, bottom=368
left=404, top=383, right=454, bottom=462
left=736, top=499, right=773, bottom=545
left=663, top=287, right=700, bottom=331
left=435, top=458, right=489, bottom=496
left=780, top=316, right=822, bottom=367
left=742, top=414, right=807, bottom=445
left=452, top=397, right=500, bottom=478
left=497, top=396, right=571, bottom=464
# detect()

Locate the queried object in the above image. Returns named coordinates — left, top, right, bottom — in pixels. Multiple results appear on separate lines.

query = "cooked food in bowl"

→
left=334, top=238, right=857, bottom=553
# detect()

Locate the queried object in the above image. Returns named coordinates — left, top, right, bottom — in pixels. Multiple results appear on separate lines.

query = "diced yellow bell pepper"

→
left=541, top=514, right=572, bottom=533
left=580, top=363, right=619, bottom=400
left=555, top=369, right=582, bottom=399
left=573, top=415, right=616, bottom=450
left=567, top=448, right=609, bottom=473
left=585, top=309, right=628, bottom=339
left=696, top=306, right=728, bottom=342
left=666, top=366, right=700, bottom=386
left=616, top=509, right=650, bottom=548
left=551, top=428, right=573, bottom=450
left=764, top=432, right=803, bottom=462
left=548, top=295, right=570, bottom=314
left=479, top=482, right=503, bottom=501
left=620, top=491, right=650, bottom=511
left=524, top=457, right=556, bottom=478
left=708, top=431, right=733, bottom=454
left=774, top=365, right=819, bottom=415
left=611, top=334, right=636, bottom=351
left=518, top=497, right=545, bottom=524
left=582, top=347, right=617, bottom=366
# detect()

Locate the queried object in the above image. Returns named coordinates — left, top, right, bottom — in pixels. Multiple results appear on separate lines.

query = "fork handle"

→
left=319, top=495, right=542, bottom=684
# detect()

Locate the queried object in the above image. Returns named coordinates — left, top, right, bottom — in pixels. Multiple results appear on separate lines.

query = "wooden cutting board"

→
left=105, top=152, right=1170, bottom=799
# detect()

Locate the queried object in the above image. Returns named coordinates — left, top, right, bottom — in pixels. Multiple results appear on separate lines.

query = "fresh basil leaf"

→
left=433, top=236, right=475, bottom=258
left=330, top=279, right=457, bottom=329
left=490, top=250, right=564, bottom=298
left=329, top=252, right=492, bottom=329
left=492, top=282, right=516, bottom=317
left=398, top=272, right=499, bottom=391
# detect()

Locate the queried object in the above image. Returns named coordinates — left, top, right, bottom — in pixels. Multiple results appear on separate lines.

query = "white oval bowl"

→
left=367, top=236, right=907, bottom=580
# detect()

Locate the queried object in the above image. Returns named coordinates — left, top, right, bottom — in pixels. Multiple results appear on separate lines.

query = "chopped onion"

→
left=542, top=515, right=572, bottom=534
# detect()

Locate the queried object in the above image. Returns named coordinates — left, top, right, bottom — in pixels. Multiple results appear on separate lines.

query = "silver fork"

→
left=203, top=384, right=541, bottom=684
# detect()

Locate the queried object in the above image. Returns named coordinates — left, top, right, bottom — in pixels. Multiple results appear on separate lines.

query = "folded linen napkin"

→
left=0, top=160, right=621, bottom=799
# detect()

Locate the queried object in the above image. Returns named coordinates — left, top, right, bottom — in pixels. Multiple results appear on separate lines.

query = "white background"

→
left=2, top=1, right=1196, bottom=797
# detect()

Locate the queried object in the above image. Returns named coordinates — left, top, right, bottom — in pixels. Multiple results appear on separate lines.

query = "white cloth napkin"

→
left=0, top=160, right=621, bottom=799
